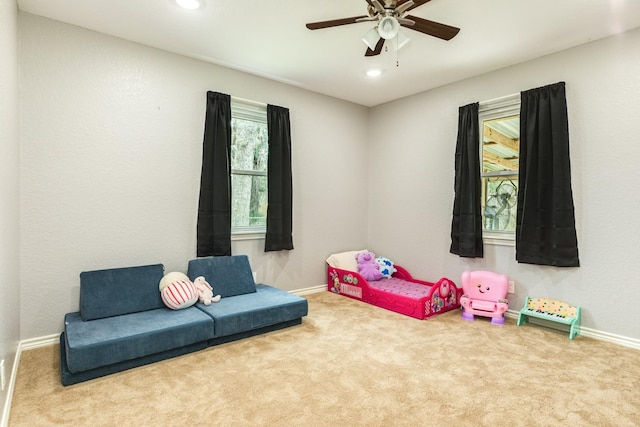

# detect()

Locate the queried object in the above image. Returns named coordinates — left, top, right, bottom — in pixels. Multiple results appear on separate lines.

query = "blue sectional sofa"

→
left=60, top=255, right=308, bottom=386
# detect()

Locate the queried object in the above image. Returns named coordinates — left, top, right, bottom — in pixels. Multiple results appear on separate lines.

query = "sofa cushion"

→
left=60, top=333, right=208, bottom=386
left=80, top=264, right=165, bottom=321
left=195, top=284, right=308, bottom=338
left=187, top=255, right=256, bottom=298
left=64, top=307, right=214, bottom=373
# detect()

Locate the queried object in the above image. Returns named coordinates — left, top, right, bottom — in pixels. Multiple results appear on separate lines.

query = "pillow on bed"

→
left=326, top=249, right=368, bottom=272
left=376, top=256, right=397, bottom=279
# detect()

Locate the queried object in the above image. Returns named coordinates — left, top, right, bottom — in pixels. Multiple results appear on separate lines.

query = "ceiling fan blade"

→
left=367, top=0, right=385, bottom=14
left=402, top=15, right=460, bottom=40
left=365, top=38, right=385, bottom=56
left=356, top=16, right=378, bottom=23
left=395, top=1, right=415, bottom=15
left=397, top=17, right=415, bottom=26
left=306, top=16, right=368, bottom=30
left=396, top=0, right=431, bottom=13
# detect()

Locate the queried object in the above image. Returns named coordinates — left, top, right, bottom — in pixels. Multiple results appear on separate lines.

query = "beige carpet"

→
left=9, top=291, right=640, bottom=426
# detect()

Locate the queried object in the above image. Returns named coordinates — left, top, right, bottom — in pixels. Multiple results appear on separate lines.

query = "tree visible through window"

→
left=479, top=95, right=520, bottom=240
left=231, top=100, right=268, bottom=234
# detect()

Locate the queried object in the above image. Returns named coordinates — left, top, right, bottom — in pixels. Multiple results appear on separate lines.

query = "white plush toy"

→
left=159, top=271, right=198, bottom=310
left=193, top=276, right=221, bottom=305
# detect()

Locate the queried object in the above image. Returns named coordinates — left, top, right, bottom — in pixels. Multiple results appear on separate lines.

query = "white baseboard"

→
left=0, top=357, right=15, bottom=427
left=19, top=334, right=59, bottom=350
left=291, top=284, right=327, bottom=296
left=1, top=333, right=60, bottom=427
left=505, top=310, right=640, bottom=350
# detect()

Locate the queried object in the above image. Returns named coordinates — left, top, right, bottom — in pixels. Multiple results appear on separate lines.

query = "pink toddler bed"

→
left=326, top=252, right=461, bottom=320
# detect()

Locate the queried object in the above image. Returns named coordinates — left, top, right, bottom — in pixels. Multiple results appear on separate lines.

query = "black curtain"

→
left=517, top=82, right=579, bottom=267
left=196, top=91, right=232, bottom=257
left=265, top=104, right=294, bottom=252
left=450, top=102, right=483, bottom=258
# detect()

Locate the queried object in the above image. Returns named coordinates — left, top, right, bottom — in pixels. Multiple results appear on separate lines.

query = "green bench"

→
left=517, top=297, right=581, bottom=340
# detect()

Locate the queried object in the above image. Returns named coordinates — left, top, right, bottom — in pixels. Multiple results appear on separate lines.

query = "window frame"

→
left=230, top=97, right=268, bottom=240
left=478, top=93, right=520, bottom=246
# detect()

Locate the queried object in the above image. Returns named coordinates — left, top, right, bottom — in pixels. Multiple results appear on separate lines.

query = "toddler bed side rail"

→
left=327, top=264, right=461, bottom=320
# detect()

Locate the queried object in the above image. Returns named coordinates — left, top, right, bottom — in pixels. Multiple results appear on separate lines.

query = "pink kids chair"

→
left=460, top=270, right=509, bottom=325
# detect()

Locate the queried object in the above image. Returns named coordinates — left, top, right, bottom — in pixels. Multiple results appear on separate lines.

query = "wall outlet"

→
left=1, top=359, right=5, bottom=391
left=508, top=280, right=516, bottom=294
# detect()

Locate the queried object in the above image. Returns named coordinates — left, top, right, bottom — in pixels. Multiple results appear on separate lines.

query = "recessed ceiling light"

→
left=366, top=68, right=383, bottom=77
left=175, top=0, right=204, bottom=10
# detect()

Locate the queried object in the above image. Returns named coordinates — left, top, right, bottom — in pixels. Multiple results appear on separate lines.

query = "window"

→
left=231, top=99, right=268, bottom=236
left=479, top=94, right=520, bottom=243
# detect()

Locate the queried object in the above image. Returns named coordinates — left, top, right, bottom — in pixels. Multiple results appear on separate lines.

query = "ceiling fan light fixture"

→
left=396, top=30, right=410, bottom=50
left=362, top=27, right=380, bottom=51
left=377, top=16, right=400, bottom=40
left=175, top=0, right=204, bottom=10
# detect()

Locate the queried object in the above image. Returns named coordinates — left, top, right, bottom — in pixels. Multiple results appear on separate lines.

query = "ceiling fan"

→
left=305, top=0, right=460, bottom=57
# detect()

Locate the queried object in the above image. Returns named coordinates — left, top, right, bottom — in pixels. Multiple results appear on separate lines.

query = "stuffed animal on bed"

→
left=375, top=256, right=397, bottom=279
left=193, top=276, right=221, bottom=305
left=356, top=251, right=383, bottom=281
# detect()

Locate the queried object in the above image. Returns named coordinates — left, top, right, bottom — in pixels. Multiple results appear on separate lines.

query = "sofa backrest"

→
left=187, top=255, right=256, bottom=298
left=80, top=263, right=165, bottom=321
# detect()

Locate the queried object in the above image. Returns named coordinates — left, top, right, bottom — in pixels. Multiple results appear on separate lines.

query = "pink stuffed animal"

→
left=356, top=251, right=383, bottom=281
left=193, top=276, right=221, bottom=305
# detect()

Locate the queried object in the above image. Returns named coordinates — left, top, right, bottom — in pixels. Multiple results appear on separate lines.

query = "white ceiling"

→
left=16, top=0, right=640, bottom=107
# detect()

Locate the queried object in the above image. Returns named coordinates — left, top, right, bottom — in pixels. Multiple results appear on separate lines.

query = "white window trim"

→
left=231, top=229, right=266, bottom=241
left=230, top=97, right=268, bottom=238
left=483, top=233, right=516, bottom=247
left=479, top=93, right=520, bottom=244
left=478, top=93, right=520, bottom=119
left=232, top=96, right=267, bottom=123
left=231, top=169, right=267, bottom=177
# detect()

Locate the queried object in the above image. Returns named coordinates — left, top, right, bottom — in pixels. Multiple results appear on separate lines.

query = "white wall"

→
left=18, top=12, right=370, bottom=339
left=17, top=11, right=640, bottom=343
left=369, top=28, right=640, bottom=340
left=0, top=0, right=20, bottom=421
